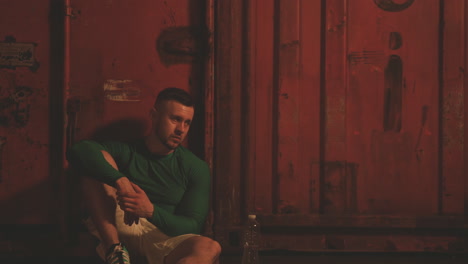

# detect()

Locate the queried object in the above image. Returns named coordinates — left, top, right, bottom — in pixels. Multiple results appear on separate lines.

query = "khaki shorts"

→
left=85, top=204, right=199, bottom=264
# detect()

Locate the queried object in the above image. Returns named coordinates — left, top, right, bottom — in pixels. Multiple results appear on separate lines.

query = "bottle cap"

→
left=248, top=214, right=256, bottom=220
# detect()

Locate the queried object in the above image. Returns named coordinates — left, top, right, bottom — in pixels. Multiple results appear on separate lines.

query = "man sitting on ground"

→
left=67, top=87, right=221, bottom=264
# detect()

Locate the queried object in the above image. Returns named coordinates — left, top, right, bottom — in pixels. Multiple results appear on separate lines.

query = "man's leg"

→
left=164, top=236, right=222, bottom=264
left=80, top=151, right=121, bottom=251
left=81, top=176, right=120, bottom=250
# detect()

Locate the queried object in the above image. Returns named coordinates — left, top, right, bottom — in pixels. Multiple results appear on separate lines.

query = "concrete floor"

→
left=1, top=252, right=467, bottom=264
left=221, top=253, right=468, bottom=264
left=0, top=229, right=467, bottom=264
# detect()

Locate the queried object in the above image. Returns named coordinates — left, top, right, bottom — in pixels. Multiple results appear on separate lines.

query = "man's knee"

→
left=193, top=236, right=222, bottom=256
left=165, top=236, right=221, bottom=264
left=206, top=237, right=222, bottom=256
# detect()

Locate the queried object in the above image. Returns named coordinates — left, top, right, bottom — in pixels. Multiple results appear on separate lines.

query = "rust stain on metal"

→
left=389, top=32, right=402, bottom=50
left=280, top=40, right=300, bottom=49
left=327, top=15, right=346, bottom=33
left=373, top=0, right=415, bottom=12
left=442, top=90, right=464, bottom=149
left=161, top=1, right=176, bottom=26
left=383, top=55, right=403, bottom=132
left=414, top=105, right=429, bottom=161
left=288, top=162, right=295, bottom=180
left=156, top=26, right=209, bottom=66
left=322, top=161, right=358, bottom=214
left=348, top=50, right=385, bottom=65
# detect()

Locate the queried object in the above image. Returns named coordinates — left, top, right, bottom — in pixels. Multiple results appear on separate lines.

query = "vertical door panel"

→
left=214, top=0, right=245, bottom=235
left=441, top=0, right=465, bottom=214
left=215, top=0, right=466, bottom=252
left=244, top=0, right=322, bottom=217
left=276, top=0, right=321, bottom=215
left=323, top=0, right=348, bottom=214
left=0, top=0, right=57, bottom=225
left=247, top=0, right=275, bottom=216
left=347, top=0, right=440, bottom=214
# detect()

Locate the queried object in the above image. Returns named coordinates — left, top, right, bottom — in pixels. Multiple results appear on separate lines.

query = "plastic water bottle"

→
left=241, top=214, right=260, bottom=264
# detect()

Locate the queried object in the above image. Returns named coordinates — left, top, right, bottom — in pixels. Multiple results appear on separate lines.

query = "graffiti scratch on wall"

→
left=0, top=85, right=32, bottom=127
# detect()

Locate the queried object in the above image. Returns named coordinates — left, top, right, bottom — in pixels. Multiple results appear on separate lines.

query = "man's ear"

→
left=150, top=107, right=159, bottom=117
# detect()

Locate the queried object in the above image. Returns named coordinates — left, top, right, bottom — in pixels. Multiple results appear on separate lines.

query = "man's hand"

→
left=117, top=182, right=154, bottom=219
left=114, top=177, right=140, bottom=226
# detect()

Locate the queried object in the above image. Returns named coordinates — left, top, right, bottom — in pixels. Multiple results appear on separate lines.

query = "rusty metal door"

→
left=214, top=0, right=466, bottom=252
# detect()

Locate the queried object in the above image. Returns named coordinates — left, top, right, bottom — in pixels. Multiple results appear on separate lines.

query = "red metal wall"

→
left=0, top=0, right=61, bottom=225
left=214, top=0, right=467, bottom=252
left=0, top=0, right=466, bottom=255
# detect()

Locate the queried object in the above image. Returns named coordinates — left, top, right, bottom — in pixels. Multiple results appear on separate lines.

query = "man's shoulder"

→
left=175, top=146, right=209, bottom=170
left=100, top=139, right=141, bottom=150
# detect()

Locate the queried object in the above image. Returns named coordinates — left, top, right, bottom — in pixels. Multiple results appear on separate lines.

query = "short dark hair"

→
left=154, top=87, right=194, bottom=108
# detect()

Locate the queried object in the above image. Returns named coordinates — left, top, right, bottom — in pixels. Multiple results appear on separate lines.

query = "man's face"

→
left=152, top=100, right=194, bottom=151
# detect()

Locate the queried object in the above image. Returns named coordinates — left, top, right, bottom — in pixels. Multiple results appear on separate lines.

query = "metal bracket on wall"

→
left=65, top=5, right=79, bottom=19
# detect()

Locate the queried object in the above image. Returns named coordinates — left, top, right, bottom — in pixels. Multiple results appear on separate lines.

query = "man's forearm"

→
left=114, top=177, right=135, bottom=194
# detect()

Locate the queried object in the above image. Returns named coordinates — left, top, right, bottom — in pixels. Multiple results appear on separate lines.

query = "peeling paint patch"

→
left=104, top=79, right=141, bottom=102
left=0, top=36, right=39, bottom=71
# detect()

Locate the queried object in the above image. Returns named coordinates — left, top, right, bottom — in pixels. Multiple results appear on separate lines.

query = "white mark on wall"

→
left=104, top=79, right=141, bottom=102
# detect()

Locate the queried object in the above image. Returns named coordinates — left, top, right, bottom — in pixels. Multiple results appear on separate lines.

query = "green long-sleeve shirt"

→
left=66, top=139, right=210, bottom=237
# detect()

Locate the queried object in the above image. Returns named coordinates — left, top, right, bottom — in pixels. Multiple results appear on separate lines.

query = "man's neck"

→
left=144, top=136, right=174, bottom=156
